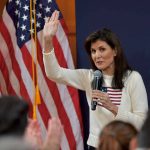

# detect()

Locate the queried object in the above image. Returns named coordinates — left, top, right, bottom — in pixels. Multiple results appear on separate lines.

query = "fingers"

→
left=92, top=90, right=109, bottom=103
left=45, top=17, right=50, bottom=23
left=45, top=10, right=59, bottom=23
left=42, top=117, right=63, bottom=150
left=92, top=90, right=106, bottom=99
left=43, top=10, right=59, bottom=40
left=47, top=117, right=63, bottom=138
left=52, top=10, right=59, bottom=21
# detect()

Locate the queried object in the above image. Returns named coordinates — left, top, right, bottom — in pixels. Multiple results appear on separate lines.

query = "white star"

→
left=48, top=0, right=52, bottom=3
left=37, top=12, right=42, bottom=18
left=29, top=29, right=34, bottom=34
left=31, top=18, right=35, bottom=24
left=16, top=0, right=20, bottom=5
left=21, top=24, right=26, bottom=31
left=19, top=2, right=21, bottom=8
left=15, top=9, right=19, bottom=15
left=45, top=6, right=51, bottom=13
left=22, top=14, right=28, bottom=21
left=20, top=34, right=25, bottom=41
left=44, top=17, right=48, bottom=22
left=9, top=0, right=12, bottom=2
left=36, top=22, right=41, bottom=28
left=39, top=3, right=42, bottom=8
left=23, top=5, right=29, bottom=11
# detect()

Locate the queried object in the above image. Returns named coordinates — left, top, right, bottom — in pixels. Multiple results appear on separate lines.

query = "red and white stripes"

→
left=0, top=7, right=83, bottom=150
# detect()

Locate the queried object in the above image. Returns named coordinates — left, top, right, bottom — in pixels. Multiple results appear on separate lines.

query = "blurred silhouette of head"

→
left=0, top=95, right=29, bottom=136
left=98, top=120, right=137, bottom=150
left=137, top=109, right=150, bottom=149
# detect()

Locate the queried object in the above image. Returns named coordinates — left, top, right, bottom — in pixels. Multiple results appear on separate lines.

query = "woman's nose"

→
left=95, top=51, right=102, bottom=58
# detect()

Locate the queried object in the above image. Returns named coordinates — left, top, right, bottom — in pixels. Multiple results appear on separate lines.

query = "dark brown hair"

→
left=84, top=28, right=132, bottom=89
left=0, top=95, right=29, bottom=136
left=98, top=120, right=138, bottom=150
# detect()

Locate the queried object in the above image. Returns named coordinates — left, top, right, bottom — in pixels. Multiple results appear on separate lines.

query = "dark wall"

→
left=76, top=0, right=150, bottom=149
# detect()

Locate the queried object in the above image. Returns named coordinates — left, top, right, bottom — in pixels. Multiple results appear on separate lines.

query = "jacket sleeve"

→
left=43, top=50, right=93, bottom=91
left=115, top=71, right=148, bottom=130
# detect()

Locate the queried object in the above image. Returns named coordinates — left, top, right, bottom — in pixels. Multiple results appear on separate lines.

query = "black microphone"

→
left=91, top=70, right=102, bottom=110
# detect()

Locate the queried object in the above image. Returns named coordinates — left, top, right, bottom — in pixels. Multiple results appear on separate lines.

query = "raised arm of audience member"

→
left=25, top=117, right=63, bottom=150
left=42, top=118, right=63, bottom=150
left=24, top=119, right=43, bottom=148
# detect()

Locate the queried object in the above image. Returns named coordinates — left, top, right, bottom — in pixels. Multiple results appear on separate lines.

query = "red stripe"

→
left=1, top=8, right=83, bottom=149
left=107, top=89, right=122, bottom=92
left=0, top=50, right=16, bottom=95
left=43, top=15, right=83, bottom=137
left=0, top=20, right=33, bottom=117
left=60, top=19, right=69, bottom=35
left=108, top=93, right=122, bottom=94
left=98, top=103, right=120, bottom=106
left=111, top=100, right=121, bottom=102
left=20, top=41, right=76, bottom=149
left=37, top=95, right=51, bottom=128
left=112, top=103, right=121, bottom=106
left=20, top=45, right=52, bottom=127
left=58, top=19, right=85, bottom=133
left=53, top=36, right=83, bottom=134
left=109, top=96, right=122, bottom=98
left=1, top=19, right=51, bottom=127
left=36, top=40, right=77, bottom=149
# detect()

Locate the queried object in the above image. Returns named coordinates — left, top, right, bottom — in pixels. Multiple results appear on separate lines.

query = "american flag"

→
left=0, top=0, right=84, bottom=149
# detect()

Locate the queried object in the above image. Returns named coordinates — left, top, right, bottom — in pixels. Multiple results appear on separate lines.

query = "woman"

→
left=98, top=120, right=138, bottom=150
left=42, top=10, right=148, bottom=149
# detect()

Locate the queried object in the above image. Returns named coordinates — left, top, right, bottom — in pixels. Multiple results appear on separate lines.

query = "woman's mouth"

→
left=96, top=61, right=103, bottom=65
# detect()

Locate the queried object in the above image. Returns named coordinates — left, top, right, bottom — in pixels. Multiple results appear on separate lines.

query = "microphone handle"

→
left=91, top=77, right=100, bottom=111
left=91, top=100, right=97, bottom=110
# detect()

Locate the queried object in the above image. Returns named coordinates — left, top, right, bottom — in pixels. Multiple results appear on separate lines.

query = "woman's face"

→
left=91, top=40, right=117, bottom=75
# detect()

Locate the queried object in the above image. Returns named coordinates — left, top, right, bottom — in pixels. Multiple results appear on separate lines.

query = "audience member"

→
left=24, top=117, right=63, bottom=150
left=98, top=120, right=138, bottom=150
left=0, top=95, right=63, bottom=150
left=42, top=118, right=63, bottom=150
left=137, top=109, right=150, bottom=148
left=0, top=95, right=29, bottom=136
left=130, top=109, right=150, bottom=150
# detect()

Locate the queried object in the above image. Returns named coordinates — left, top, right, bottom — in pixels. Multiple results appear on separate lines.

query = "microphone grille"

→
left=93, top=70, right=102, bottom=78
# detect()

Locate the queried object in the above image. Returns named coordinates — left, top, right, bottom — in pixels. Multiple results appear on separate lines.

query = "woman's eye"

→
left=91, top=49, right=96, bottom=54
left=99, top=48, right=105, bottom=52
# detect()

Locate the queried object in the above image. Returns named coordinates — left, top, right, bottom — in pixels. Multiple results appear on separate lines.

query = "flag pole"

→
left=30, top=0, right=41, bottom=120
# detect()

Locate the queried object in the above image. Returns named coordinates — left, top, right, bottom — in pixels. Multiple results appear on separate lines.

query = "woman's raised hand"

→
left=43, top=10, right=59, bottom=52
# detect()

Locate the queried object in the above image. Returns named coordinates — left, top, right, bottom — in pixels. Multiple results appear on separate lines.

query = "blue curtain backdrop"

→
left=76, top=0, right=150, bottom=149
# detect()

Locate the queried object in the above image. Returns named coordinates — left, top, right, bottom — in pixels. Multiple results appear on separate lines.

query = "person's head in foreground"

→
left=98, top=120, right=138, bottom=150
left=0, top=95, right=29, bottom=136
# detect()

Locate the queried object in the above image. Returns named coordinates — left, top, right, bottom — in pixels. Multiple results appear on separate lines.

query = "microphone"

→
left=91, top=70, right=102, bottom=111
